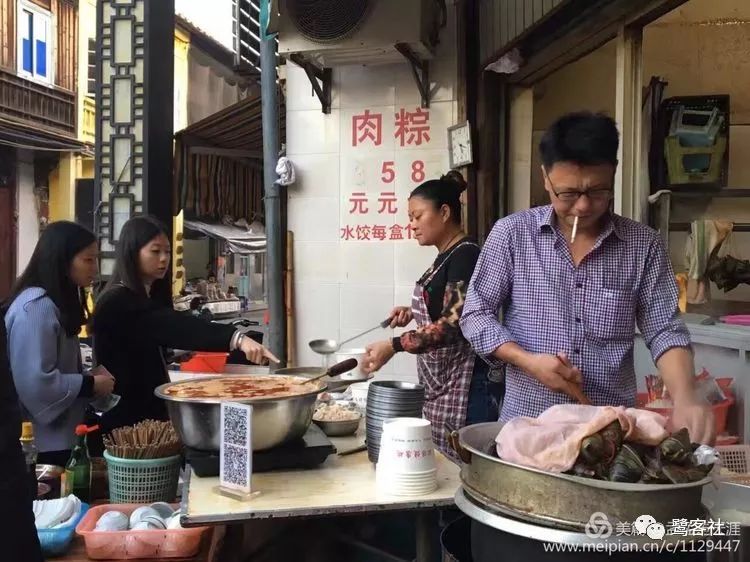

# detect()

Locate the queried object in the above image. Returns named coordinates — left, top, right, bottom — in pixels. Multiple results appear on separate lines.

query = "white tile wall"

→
left=339, top=65, right=397, bottom=109
left=340, top=242, right=395, bottom=285
left=286, top=10, right=458, bottom=373
left=293, top=281, right=341, bottom=367
left=286, top=109, right=341, bottom=155
left=288, top=197, right=340, bottom=242
left=339, top=284, right=394, bottom=330
left=285, top=64, right=341, bottom=112
left=287, top=154, right=340, bottom=199
left=294, top=241, right=342, bottom=283
left=394, top=58, right=456, bottom=108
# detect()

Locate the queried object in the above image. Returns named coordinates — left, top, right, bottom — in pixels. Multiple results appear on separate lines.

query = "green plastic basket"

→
left=103, top=451, right=181, bottom=504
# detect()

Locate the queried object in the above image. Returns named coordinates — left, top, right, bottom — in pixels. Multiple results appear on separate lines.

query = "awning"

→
left=174, top=92, right=285, bottom=222
left=176, top=90, right=285, bottom=157
left=184, top=219, right=266, bottom=254
left=0, top=116, right=90, bottom=154
left=482, top=0, right=687, bottom=85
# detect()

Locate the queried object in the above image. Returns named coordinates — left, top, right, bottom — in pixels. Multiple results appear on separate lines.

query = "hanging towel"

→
left=495, top=404, right=669, bottom=473
left=685, top=220, right=733, bottom=304
left=275, top=156, right=296, bottom=186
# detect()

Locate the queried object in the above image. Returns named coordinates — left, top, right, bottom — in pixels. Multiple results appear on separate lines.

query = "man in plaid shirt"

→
left=460, top=112, right=715, bottom=445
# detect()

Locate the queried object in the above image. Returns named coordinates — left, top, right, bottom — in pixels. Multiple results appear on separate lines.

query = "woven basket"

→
left=103, top=452, right=181, bottom=504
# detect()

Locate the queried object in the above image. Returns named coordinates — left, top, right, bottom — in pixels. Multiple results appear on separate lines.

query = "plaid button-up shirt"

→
left=460, top=205, right=691, bottom=422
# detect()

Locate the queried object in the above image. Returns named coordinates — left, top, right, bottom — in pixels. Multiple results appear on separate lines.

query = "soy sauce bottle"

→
left=62, top=424, right=98, bottom=502
left=19, top=422, right=38, bottom=499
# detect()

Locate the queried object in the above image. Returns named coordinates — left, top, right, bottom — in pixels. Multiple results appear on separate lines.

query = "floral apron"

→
left=412, top=241, right=478, bottom=461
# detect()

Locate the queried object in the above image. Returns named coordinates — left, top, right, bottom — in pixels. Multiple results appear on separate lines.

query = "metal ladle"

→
left=309, top=317, right=392, bottom=355
left=303, top=358, right=360, bottom=385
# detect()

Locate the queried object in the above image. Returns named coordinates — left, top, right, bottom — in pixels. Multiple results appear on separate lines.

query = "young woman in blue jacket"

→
left=3, top=221, right=115, bottom=467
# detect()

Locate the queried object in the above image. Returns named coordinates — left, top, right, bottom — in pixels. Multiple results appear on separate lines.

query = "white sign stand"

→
left=215, top=402, right=260, bottom=501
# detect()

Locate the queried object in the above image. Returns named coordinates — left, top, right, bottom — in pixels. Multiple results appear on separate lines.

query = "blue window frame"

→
left=16, top=1, right=52, bottom=83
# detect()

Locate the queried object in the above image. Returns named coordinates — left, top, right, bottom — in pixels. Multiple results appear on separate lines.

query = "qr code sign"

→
left=221, top=444, right=249, bottom=487
left=220, top=402, right=252, bottom=492
left=223, top=404, right=249, bottom=446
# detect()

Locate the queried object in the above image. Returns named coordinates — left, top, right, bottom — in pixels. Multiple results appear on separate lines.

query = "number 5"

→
left=381, top=161, right=395, bottom=184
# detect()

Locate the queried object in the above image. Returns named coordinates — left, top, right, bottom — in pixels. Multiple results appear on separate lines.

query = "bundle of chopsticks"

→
left=103, top=419, right=182, bottom=459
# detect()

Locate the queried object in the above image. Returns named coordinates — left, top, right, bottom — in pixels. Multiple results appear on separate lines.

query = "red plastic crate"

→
left=76, top=503, right=209, bottom=560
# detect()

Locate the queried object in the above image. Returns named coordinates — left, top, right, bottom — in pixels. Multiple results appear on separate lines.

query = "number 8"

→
left=411, top=160, right=425, bottom=183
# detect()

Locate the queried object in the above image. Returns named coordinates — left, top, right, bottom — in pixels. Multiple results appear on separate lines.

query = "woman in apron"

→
left=362, top=172, right=504, bottom=459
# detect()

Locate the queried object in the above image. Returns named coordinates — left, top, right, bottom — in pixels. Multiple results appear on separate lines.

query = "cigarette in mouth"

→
left=571, top=216, right=579, bottom=244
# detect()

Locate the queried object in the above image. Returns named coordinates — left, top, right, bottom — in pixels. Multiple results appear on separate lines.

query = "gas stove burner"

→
left=187, top=424, right=336, bottom=477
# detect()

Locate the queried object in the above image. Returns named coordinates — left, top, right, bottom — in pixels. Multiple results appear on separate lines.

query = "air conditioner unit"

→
left=277, top=0, right=442, bottom=66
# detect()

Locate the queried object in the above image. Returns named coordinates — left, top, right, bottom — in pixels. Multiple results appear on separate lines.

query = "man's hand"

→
left=388, top=307, right=412, bottom=329
left=656, top=347, right=715, bottom=444
left=672, top=399, right=716, bottom=445
left=362, top=340, right=396, bottom=374
left=523, top=353, right=584, bottom=400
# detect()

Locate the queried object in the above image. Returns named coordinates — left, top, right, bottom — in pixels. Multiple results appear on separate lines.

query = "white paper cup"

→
left=375, top=466, right=438, bottom=496
left=349, top=381, right=371, bottom=411
left=377, top=418, right=436, bottom=473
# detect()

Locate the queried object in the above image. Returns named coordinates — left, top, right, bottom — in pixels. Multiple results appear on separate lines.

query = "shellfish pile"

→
left=568, top=423, right=713, bottom=484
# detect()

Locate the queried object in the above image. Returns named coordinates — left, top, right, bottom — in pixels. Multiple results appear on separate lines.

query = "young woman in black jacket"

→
left=91, top=216, right=277, bottom=440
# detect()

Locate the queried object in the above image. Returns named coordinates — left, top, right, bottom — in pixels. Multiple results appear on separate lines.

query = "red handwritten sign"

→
left=352, top=110, right=382, bottom=147
left=395, top=107, right=430, bottom=147
left=340, top=225, right=355, bottom=240
left=377, top=192, right=398, bottom=214
left=340, top=224, right=414, bottom=241
left=349, top=192, right=369, bottom=214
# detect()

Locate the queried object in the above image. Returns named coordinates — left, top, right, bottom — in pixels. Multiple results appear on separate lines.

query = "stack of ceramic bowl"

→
left=375, top=418, right=437, bottom=496
left=366, top=381, right=425, bottom=463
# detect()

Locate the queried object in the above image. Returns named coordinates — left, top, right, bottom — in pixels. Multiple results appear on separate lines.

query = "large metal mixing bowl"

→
left=154, top=375, right=327, bottom=451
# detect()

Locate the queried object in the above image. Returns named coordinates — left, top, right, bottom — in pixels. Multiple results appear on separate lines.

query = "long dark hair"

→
left=409, top=170, right=467, bottom=225
left=104, top=216, right=170, bottom=301
left=2, top=221, right=96, bottom=336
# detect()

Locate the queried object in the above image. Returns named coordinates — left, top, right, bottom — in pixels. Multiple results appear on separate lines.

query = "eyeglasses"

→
left=545, top=174, right=613, bottom=203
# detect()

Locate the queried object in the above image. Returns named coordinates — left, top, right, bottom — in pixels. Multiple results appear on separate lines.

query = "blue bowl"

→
left=37, top=503, right=89, bottom=557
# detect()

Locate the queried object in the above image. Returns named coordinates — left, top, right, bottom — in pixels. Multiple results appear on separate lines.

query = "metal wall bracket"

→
left=289, top=54, right=332, bottom=114
left=395, top=43, right=431, bottom=108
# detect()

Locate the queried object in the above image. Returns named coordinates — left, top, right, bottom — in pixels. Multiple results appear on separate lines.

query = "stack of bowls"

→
left=366, top=381, right=425, bottom=463
left=376, top=418, right=437, bottom=496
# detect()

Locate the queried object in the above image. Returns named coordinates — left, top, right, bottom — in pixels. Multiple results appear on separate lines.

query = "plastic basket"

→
left=37, top=503, right=89, bottom=557
left=636, top=392, right=735, bottom=435
left=104, top=452, right=181, bottom=504
left=717, top=444, right=750, bottom=475
left=180, top=352, right=228, bottom=373
left=76, top=503, right=209, bottom=560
